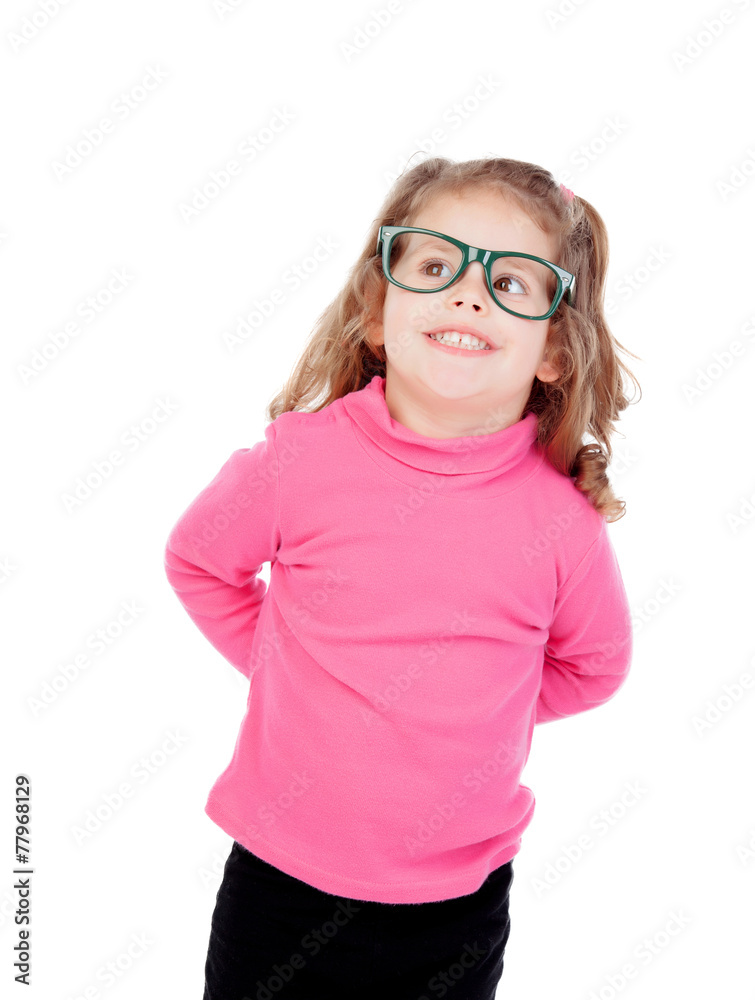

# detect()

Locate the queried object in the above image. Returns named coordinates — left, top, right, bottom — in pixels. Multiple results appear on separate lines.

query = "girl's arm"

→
left=163, top=425, right=281, bottom=679
left=536, top=521, right=633, bottom=724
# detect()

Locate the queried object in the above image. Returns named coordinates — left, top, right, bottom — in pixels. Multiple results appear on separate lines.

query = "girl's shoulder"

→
left=527, top=453, right=608, bottom=555
left=263, top=395, right=352, bottom=463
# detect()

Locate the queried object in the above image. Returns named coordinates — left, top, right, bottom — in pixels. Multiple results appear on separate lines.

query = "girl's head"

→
left=369, top=186, right=565, bottom=439
left=267, top=155, right=641, bottom=521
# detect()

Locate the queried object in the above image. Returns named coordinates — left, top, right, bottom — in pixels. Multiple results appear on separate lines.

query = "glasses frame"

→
left=376, top=225, right=576, bottom=321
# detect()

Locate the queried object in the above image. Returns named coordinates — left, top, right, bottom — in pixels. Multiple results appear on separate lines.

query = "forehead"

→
left=410, top=188, right=557, bottom=260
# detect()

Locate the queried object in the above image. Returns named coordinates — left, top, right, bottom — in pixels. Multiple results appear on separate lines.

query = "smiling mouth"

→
left=425, top=331, right=493, bottom=352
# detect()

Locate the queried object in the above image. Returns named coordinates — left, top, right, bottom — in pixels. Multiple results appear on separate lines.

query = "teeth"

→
left=428, top=331, right=490, bottom=351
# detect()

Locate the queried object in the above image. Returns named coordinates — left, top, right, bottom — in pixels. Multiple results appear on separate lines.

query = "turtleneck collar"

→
left=341, top=375, right=542, bottom=481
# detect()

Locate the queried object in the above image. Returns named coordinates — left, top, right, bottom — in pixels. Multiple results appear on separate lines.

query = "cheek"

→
left=407, top=298, right=450, bottom=337
left=384, top=293, right=429, bottom=339
left=497, top=328, right=548, bottom=366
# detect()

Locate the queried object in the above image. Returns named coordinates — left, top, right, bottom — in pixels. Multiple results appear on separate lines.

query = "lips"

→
left=424, top=325, right=497, bottom=349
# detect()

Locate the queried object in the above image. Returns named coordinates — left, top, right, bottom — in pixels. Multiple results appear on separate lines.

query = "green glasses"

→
left=376, top=225, right=576, bottom=321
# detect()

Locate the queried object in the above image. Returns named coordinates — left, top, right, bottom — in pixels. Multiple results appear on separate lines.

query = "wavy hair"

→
left=266, top=155, right=642, bottom=521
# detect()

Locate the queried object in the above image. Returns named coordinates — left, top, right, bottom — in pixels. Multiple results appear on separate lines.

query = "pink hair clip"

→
left=559, top=183, right=575, bottom=203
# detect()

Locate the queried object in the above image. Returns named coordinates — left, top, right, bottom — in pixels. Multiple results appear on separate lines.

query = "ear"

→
left=366, top=315, right=384, bottom=347
left=536, top=326, right=559, bottom=383
left=535, top=358, right=559, bottom=383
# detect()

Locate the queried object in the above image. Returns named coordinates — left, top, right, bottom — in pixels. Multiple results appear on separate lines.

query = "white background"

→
left=3, top=0, right=754, bottom=997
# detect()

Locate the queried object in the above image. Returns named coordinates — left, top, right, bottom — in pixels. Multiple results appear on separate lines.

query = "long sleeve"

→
left=535, top=520, right=633, bottom=724
left=163, top=423, right=281, bottom=679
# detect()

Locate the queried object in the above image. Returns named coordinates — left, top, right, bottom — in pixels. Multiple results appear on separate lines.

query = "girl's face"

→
left=370, top=187, right=560, bottom=438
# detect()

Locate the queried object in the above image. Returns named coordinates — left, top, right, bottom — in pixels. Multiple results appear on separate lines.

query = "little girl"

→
left=164, top=154, right=641, bottom=1000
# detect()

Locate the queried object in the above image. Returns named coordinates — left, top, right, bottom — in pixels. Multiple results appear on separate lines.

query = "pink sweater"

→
left=164, top=375, right=633, bottom=904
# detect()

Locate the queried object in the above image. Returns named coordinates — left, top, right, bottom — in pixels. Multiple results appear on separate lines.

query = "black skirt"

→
left=203, top=840, right=514, bottom=1000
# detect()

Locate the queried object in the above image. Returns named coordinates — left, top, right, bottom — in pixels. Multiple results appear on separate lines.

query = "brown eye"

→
left=422, top=258, right=453, bottom=279
left=493, top=274, right=527, bottom=295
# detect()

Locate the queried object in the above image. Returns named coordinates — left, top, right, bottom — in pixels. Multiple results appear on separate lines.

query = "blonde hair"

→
left=266, top=155, right=642, bottom=521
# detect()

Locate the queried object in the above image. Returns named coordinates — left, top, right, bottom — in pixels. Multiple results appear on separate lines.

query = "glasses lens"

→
left=388, top=231, right=463, bottom=291
left=388, top=231, right=559, bottom=319
left=489, top=255, right=558, bottom=319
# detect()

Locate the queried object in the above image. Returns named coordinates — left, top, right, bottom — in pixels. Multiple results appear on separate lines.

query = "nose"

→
left=446, top=260, right=491, bottom=311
